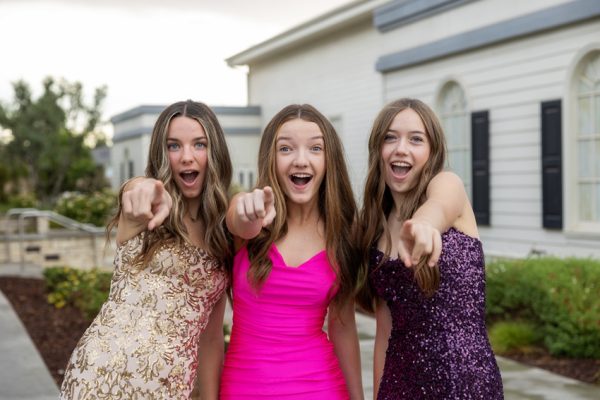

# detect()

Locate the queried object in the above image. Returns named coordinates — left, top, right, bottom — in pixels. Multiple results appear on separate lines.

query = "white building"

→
left=110, top=105, right=261, bottom=191
left=227, top=0, right=600, bottom=258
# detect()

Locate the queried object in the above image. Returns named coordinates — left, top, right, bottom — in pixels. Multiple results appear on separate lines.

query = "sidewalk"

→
left=1, top=284, right=599, bottom=399
left=0, top=290, right=59, bottom=400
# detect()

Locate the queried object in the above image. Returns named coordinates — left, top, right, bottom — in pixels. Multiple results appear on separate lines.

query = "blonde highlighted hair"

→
left=108, top=100, right=233, bottom=270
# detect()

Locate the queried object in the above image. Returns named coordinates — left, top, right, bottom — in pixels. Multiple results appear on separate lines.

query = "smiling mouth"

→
left=391, top=162, right=412, bottom=175
left=290, top=173, right=313, bottom=186
left=180, top=171, right=199, bottom=183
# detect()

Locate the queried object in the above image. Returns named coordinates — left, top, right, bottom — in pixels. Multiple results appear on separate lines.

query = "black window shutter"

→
left=471, top=111, right=490, bottom=226
left=541, top=100, right=563, bottom=229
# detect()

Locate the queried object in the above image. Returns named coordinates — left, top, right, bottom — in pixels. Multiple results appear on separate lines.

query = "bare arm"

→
left=226, top=187, right=276, bottom=240
left=196, top=294, right=227, bottom=399
left=373, top=299, right=392, bottom=400
left=116, top=177, right=172, bottom=245
left=328, top=301, right=364, bottom=400
left=398, top=171, right=467, bottom=267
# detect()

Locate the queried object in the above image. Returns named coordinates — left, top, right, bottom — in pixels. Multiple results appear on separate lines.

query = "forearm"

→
left=329, top=305, right=364, bottom=400
left=196, top=341, right=224, bottom=400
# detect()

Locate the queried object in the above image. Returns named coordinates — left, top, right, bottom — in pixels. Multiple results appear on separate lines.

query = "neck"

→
left=286, top=199, right=320, bottom=226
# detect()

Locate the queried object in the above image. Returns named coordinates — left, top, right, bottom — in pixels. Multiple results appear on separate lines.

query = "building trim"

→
left=110, top=105, right=165, bottom=124
left=226, top=0, right=388, bottom=66
left=376, top=0, right=600, bottom=73
left=111, top=105, right=261, bottom=124
left=374, top=0, right=477, bottom=32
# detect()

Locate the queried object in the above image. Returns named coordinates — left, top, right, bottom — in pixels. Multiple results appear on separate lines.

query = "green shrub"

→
left=486, top=257, right=600, bottom=358
left=488, top=321, right=542, bottom=354
left=53, top=189, right=116, bottom=227
left=44, top=266, right=112, bottom=319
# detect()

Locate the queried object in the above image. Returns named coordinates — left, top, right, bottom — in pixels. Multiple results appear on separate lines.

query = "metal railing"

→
left=1, top=208, right=106, bottom=273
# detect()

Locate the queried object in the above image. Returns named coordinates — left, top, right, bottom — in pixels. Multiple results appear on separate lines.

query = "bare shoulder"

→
left=428, top=171, right=465, bottom=190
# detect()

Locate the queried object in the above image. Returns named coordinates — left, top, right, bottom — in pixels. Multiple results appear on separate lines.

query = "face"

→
left=275, top=118, right=326, bottom=206
left=167, top=116, right=208, bottom=200
left=381, top=108, right=431, bottom=198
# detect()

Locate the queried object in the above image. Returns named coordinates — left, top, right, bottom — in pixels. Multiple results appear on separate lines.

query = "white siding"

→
left=384, top=19, right=600, bottom=258
left=247, top=19, right=384, bottom=195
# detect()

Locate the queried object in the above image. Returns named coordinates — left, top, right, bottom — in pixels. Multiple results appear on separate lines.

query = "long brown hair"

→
left=108, top=100, right=233, bottom=270
left=247, top=104, right=358, bottom=309
left=357, top=98, right=447, bottom=311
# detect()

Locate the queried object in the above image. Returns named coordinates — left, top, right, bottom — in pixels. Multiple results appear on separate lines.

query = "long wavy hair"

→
left=357, top=98, right=447, bottom=311
left=107, top=100, right=233, bottom=270
left=247, top=104, right=358, bottom=309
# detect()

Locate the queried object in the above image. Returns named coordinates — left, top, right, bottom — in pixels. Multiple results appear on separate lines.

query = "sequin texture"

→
left=60, top=233, right=227, bottom=400
left=370, top=228, right=503, bottom=399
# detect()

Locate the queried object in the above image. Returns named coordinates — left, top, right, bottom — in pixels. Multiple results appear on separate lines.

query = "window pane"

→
left=578, top=139, right=592, bottom=178
left=579, top=97, right=592, bottom=135
left=579, top=183, right=593, bottom=221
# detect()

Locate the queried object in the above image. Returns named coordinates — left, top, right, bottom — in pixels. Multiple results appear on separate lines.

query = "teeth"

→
left=391, top=162, right=411, bottom=167
left=292, top=173, right=312, bottom=178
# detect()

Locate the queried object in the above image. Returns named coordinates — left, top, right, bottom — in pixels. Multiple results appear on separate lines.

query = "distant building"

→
left=227, top=0, right=600, bottom=258
left=110, top=105, right=261, bottom=191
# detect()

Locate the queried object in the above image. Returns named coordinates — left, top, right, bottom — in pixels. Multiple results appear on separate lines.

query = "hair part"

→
left=107, top=100, right=233, bottom=272
left=357, top=98, right=447, bottom=312
left=247, top=104, right=359, bottom=309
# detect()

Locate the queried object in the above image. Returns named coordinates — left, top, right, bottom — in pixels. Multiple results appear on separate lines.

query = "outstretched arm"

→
left=116, top=177, right=173, bottom=244
left=329, top=301, right=364, bottom=400
left=226, top=187, right=276, bottom=240
left=397, top=171, right=467, bottom=267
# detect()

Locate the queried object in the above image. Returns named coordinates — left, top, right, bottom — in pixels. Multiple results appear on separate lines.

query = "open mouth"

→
left=290, top=173, right=313, bottom=186
left=391, top=162, right=412, bottom=176
left=180, top=171, right=199, bottom=183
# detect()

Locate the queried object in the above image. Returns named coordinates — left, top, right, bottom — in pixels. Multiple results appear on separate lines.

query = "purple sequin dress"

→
left=370, top=228, right=503, bottom=399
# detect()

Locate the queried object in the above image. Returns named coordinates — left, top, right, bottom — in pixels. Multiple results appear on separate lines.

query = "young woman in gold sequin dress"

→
left=60, top=100, right=233, bottom=400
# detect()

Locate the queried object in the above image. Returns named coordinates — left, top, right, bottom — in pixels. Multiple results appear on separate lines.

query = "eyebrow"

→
left=166, top=136, right=207, bottom=141
left=276, top=135, right=324, bottom=142
left=387, top=128, right=426, bottom=135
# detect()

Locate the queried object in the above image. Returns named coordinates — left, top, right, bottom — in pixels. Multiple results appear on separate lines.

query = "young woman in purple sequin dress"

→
left=357, top=98, right=503, bottom=399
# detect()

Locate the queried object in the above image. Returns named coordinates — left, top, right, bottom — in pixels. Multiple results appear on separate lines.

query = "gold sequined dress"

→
left=60, top=233, right=227, bottom=400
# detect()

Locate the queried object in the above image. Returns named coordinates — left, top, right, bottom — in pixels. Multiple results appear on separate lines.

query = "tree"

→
left=0, top=77, right=108, bottom=205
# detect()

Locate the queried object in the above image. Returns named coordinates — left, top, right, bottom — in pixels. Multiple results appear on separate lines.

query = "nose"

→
left=181, top=145, right=194, bottom=163
left=394, top=137, right=409, bottom=155
left=293, top=148, right=308, bottom=167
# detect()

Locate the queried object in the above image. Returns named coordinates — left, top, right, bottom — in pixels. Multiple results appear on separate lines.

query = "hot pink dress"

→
left=220, top=245, right=349, bottom=399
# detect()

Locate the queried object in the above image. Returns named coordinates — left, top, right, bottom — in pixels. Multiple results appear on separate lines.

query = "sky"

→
left=0, top=0, right=354, bottom=129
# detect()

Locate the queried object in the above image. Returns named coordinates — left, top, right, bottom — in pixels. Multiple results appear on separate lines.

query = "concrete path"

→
left=0, top=291, right=59, bottom=400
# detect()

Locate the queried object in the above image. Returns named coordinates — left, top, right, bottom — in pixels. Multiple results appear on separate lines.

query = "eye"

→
left=383, top=133, right=396, bottom=142
left=311, top=145, right=323, bottom=152
left=167, top=142, right=179, bottom=151
left=278, top=145, right=292, bottom=152
left=195, top=141, right=207, bottom=149
left=410, top=135, right=425, bottom=144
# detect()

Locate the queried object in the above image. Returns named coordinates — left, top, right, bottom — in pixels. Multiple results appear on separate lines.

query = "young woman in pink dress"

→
left=219, top=104, right=364, bottom=399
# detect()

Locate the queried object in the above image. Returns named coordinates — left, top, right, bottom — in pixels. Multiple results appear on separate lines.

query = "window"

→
left=437, top=82, right=470, bottom=197
left=575, top=52, right=600, bottom=225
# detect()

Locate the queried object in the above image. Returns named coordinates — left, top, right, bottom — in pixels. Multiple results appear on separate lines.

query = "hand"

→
left=397, top=219, right=442, bottom=268
left=235, top=186, right=276, bottom=227
left=121, top=178, right=173, bottom=230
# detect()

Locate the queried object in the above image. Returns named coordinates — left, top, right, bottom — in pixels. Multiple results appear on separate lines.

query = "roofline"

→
left=111, top=105, right=262, bottom=124
left=226, top=0, right=389, bottom=67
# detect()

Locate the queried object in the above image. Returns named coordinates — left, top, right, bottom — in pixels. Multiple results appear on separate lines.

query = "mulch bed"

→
left=1, top=276, right=599, bottom=389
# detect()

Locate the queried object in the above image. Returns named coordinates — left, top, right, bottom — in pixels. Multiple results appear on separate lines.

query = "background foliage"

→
left=486, top=257, right=600, bottom=358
